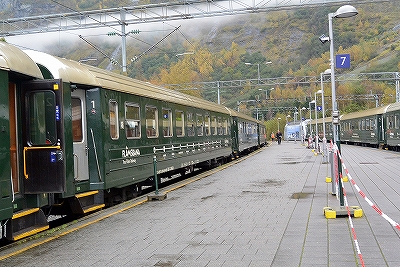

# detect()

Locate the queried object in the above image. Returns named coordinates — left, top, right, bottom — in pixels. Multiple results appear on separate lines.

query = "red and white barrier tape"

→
left=339, top=171, right=365, bottom=266
left=334, top=144, right=400, bottom=231
left=328, top=144, right=364, bottom=266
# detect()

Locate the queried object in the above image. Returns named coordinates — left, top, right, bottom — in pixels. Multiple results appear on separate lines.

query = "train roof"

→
left=386, top=102, right=400, bottom=113
left=23, top=50, right=230, bottom=115
left=225, top=107, right=260, bottom=124
left=341, top=105, right=390, bottom=120
left=0, top=42, right=43, bottom=79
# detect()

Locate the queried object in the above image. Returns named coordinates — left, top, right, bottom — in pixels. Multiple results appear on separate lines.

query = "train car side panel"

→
left=0, top=70, right=12, bottom=221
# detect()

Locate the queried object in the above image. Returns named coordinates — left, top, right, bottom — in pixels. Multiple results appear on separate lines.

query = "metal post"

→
left=396, top=72, right=399, bottom=103
left=217, top=81, right=221, bottom=104
left=278, top=118, right=281, bottom=132
left=314, top=92, right=319, bottom=152
left=329, top=12, right=344, bottom=206
left=294, top=111, right=297, bottom=143
left=153, top=156, right=159, bottom=195
left=329, top=149, right=337, bottom=195
left=321, top=72, right=329, bottom=163
left=120, top=8, right=127, bottom=73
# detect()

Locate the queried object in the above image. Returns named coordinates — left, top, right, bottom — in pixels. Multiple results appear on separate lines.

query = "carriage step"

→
left=69, top=190, right=105, bottom=215
left=8, top=208, right=49, bottom=241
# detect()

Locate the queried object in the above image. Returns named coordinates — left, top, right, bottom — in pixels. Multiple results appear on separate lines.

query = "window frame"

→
left=125, top=102, right=141, bottom=139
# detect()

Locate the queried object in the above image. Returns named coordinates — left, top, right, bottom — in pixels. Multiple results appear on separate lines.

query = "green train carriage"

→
left=1, top=43, right=264, bottom=241
left=0, top=42, right=51, bottom=241
left=383, top=102, right=400, bottom=151
left=340, top=105, right=388, bottom=148
left=24, top=49, right=236, bottom=207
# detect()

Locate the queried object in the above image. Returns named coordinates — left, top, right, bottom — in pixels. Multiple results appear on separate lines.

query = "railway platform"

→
left=1, top=141, right=400, bottom=266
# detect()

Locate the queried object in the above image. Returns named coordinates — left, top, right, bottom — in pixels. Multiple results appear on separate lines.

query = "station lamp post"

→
left=323, top=4, right=358, bottom=206
left=277, top=117, right=281, bottom=132
left=309, top=100, right=315, bottom=137
left=286, top=115, right=291, bottom=141
left=259, top=87, right=275, bottom=99
left=320, top=68, right=331, bottom=163
left=314, top=90, right=320, bottom=152
left=299, top=107, right=306, bottom=144
left=294, top=111, right=298, bottom=143
left=245, top=61, right=272, bottom=83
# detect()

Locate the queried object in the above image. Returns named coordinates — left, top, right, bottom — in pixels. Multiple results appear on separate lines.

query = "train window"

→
left=239, top=122, right=244, bottom=134
left=187, top=112, right=195, bottom=136
left=204, top=114, right=211, bottom=136
left=175, top=110, right=185, bottom=137
left=109, top=100, right=119, bottom=140
left=211, top=116, right=217, bottom=135
left=388, top=116, right=394, bottom=129
left=222, top=118, right=228, bottom=135
left=217, top=117, right=223, bottom=135
left=395, top=115, right=399, bottom=129
left=72, top=98, right=83, bottom=142
left=162, top=108, right=173, bottom=137
left=197, top=114, right=204, bottom=136
left=28, top=91, right=57, bottom=145
left=146, top=106, right=158, bottom=138
left=366, top=119, right=370, bottom=130
left=371, top=119, right=375, bottom=130
left=125, top=103, right=140, bottom=139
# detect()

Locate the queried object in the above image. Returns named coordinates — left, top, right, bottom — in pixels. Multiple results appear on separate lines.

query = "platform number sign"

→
left=336, top=54, right=351, bottom=69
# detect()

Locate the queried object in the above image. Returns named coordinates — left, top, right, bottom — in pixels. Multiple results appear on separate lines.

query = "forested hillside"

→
left=1, top=1, right=400, bottom=114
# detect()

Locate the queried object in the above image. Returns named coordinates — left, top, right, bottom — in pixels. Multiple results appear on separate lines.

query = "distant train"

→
left=284, top=120, right=307, bottom=141
left=0, top=42, right=266, bottom=241
left=309, top=103, right=400, bottom=150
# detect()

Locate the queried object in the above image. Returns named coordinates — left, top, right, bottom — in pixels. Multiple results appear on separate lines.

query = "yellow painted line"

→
left=1, top=146, right=267, bottom=260
left=83, top=204, right=106, bottom=214
left=0, top=199, right=147, bottom=261
left=13, top=226, right=50, bottom=241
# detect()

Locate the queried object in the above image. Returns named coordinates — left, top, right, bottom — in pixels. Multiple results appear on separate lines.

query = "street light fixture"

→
left=245, top=61, right=272, bottom=83
left=258, top=87, right=274, bottom=99
left=322, top=4, right=358, bottom=206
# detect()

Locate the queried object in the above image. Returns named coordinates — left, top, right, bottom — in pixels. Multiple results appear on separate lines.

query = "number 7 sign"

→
left=336, top=54, right=351, bottom=69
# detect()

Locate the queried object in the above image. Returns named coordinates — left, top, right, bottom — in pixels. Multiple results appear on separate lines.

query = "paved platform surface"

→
left=1, top=142, right=400, bottom=266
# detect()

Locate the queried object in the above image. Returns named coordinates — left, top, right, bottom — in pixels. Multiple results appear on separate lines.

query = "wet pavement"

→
left=1, top=141, right=400, bottom=266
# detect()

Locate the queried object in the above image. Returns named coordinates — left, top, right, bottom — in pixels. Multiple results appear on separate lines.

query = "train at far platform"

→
left=0, top=42, right=266, bottom=242
left=309, top=102, right=400, bottom=150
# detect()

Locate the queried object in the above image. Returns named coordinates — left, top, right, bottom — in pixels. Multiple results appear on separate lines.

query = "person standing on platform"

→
left=271, top=132, right=275, bottom=142
left=276, top=130, right=282, bottom=145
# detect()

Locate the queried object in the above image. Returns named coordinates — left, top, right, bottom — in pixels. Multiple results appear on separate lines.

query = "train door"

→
left=71, top=89, right=89, bottom=182
left=9, top=83, right=19, bottom=196
left=21, top=80, right=65, bottom=193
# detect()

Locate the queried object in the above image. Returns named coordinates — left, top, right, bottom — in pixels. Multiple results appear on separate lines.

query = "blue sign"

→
left=336, top=54, right=351, bottom=69
left=317, top=106, right=322, bottom=111
left=50, top=151, right=57, bottom=163
left=55, top=105, right=60, bottom=121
